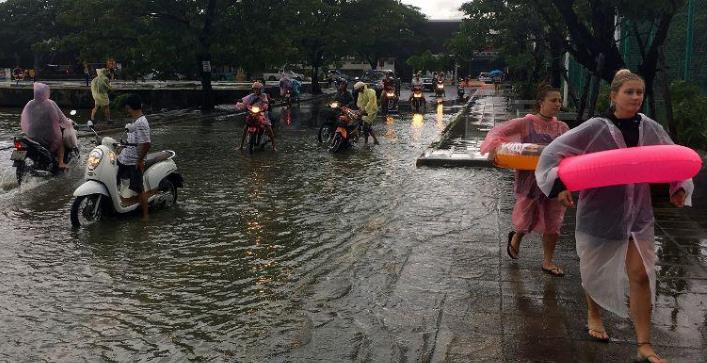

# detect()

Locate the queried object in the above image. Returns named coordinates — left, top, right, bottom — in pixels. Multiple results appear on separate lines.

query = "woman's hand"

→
left=558, top=190, right=574, bottom=208
left=670, top=189, right=686, bottom=208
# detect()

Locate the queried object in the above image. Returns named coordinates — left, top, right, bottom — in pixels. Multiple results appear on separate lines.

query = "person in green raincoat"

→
left=354, top=81, right=380, bottom=145
left=90, top=68, right=111, bottom=124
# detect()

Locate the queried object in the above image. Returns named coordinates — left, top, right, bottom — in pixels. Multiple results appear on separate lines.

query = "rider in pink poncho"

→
left=480, top=85, right=569, bottom=276
left=20, top=82, right=69, bottom=169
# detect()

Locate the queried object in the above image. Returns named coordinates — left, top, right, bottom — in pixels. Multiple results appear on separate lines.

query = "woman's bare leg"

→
left=626, top=240, right=665, bottom=362
left=586, top=293, right=609, bottom=340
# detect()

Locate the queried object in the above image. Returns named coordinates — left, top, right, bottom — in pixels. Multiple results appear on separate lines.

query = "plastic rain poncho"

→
left=91, top=68, right=111, bottom=106
left=356, top=87, right=378, bottom=125
left=535, top=115, right=694, bottom=318
left=20, top=83, right=67, bottom=153
left=480, top=114, right=570, bottom=234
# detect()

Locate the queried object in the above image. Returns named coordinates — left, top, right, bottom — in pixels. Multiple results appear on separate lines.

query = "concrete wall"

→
left=0, top=83, right=318, bottom=109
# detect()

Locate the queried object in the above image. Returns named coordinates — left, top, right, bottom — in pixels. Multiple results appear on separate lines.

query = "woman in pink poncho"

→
left=479, top=85, right=569, bottom=276
left=20, top=82, right=69, bottom=170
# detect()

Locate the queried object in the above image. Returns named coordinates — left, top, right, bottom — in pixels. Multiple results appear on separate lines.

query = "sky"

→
left=401, top=0, right=467, bottom=20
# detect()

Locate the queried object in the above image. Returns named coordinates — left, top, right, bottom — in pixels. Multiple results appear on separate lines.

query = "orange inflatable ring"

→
left=493, top=143, right=546, bottom=171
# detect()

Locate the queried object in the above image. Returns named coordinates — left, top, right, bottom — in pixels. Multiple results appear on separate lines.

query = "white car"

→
left=263, top=69, right=305, bottom=82
left=478, top=72, right=493, bottom=83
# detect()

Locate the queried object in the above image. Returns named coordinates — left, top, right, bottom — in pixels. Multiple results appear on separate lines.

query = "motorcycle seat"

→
left=144, top=150, right=175, bottom=169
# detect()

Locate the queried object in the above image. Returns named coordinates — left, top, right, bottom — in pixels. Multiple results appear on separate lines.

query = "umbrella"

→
left=489, top=69, right=504, bottom=77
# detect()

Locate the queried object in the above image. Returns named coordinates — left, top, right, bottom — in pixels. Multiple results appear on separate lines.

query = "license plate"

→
left=247, top=127, right=257, bottom=133
left=10, top=150, right=27, bottom=161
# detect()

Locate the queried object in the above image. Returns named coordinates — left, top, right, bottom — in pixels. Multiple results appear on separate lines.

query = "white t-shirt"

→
left=118, top=115, right=151, bottom=165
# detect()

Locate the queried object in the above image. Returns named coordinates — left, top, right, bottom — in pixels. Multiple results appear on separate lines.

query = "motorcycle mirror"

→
left=69, top=110, right=77, bottom=116
left=87, top=120, right=94, bottom=129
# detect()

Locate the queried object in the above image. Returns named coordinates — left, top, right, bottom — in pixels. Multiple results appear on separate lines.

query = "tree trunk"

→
left=199, top=0, right=218, bottom=111
left=587, top=53, right=605, bottom=118
left=550, top=36, right=563, bottom=88
left=311, top=64, right=321, bottom=94
left=658, top=47, right=676, bottom=139
left=561, top=69, right=579, bottom=108
left=576, top=70, right=592, bottom=125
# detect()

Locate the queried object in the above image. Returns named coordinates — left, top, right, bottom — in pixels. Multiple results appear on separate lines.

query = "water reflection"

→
left=0, top=103, right=458, bottom=360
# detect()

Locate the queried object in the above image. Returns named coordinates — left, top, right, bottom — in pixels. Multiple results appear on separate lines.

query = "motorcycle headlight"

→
left=330, top=101, right=339, bottom=108
left=386, top=92, right=395, bottom=97
left=437, top=84, right=444, bottom=89
left=251, top=106, right=261, bottom=113
left=87, top=149, right=103, bottom=171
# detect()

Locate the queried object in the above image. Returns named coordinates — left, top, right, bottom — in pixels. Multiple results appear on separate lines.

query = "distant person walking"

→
left=480, top=84, right=569, bottom=276
left=83, top=63, right=91, bottom=87
left=90, top=68, right=111, bottom=124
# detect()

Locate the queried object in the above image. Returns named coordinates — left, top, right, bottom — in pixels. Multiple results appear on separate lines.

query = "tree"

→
left=285, top=0, right=349, bottom=94
left=345, top=0, right=427, bottom=70
left=0, top=0, right=72, bottom=68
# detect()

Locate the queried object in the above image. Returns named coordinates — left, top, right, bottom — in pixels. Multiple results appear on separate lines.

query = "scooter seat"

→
left=144, top=150, right=175, bottom=169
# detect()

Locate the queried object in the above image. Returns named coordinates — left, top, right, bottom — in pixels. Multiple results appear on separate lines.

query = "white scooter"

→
left=70, top=121, right=183, bottom=227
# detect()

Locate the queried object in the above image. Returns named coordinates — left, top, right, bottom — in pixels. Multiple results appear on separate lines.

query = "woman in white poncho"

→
left=535, top=69, right=693, bottom=363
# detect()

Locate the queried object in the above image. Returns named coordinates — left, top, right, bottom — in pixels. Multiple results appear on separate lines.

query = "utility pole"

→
left=684, top=0, right=695, bottom=81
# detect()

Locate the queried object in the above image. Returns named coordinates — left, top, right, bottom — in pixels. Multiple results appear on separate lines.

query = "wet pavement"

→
left=0, top=89, right=705, bottom=362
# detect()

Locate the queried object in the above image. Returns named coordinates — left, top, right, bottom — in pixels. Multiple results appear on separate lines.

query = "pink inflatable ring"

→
left=558, top=145, right=702, bottom=191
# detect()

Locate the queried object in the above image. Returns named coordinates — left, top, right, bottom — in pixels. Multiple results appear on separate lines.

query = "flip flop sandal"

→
left=541, top=266, right=565, bottom=277
left=634, top=342, right=663, bottom=363
left=585, top=326, right=610, bottom=343
left=506, top=231, right=519, bottom=259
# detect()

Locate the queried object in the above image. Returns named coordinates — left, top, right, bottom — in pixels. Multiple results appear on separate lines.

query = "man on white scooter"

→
left=117, top=94, right=151, bottom=220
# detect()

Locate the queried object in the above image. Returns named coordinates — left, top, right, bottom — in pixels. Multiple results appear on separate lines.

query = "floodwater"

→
left=1, top=93, right=705, bottom=361
left=0, top=99, right=485, bottom=360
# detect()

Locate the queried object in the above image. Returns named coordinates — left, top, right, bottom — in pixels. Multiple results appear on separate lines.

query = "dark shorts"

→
left=118, top=162, right=144, bottom=193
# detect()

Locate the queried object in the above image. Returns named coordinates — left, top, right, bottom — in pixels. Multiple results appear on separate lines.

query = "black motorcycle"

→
left=434, top=80, right=445, bottom=98
left=410, top=85, right=426, bottom=114
left=381, top=88, right=398, bottom=115
left=11, top=134, right=79, bottom=185
left=457, top=80, right=466, bottom=100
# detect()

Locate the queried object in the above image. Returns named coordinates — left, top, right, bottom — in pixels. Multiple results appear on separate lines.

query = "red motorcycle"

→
left=329, top=102, right=362, bottom=153
left=244, top=105, right=270, bottom=154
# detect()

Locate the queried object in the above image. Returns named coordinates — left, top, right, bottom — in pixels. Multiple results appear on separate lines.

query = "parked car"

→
left=421, top=77, right=434, bottom=92
left=263, top=68, right=305, bottom=82
left=478, top=72, right=493, bottom=83
left=360, top=69, right=398, bottom=97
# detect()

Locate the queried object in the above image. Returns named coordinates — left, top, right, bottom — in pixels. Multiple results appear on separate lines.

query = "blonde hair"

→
left=610, top=69, right=644, bottom=94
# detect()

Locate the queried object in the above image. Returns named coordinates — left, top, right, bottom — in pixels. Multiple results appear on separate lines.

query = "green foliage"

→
left=596, top=83, right=612, bottom=114
left=406, top=50, right=453, bottom=73
left=671, top=80, right=707, bottom=150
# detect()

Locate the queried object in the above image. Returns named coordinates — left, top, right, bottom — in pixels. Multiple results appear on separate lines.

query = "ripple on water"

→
left=0, top=107, right=482, bottom=360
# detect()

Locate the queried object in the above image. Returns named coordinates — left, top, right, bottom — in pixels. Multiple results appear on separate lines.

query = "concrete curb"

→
left=77, top=92, right=335, bottom=139
left=415, top=89, right=490, bottom=168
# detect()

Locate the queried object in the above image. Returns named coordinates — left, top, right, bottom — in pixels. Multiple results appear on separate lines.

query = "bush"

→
left=671, top=81, right=707, bottom=150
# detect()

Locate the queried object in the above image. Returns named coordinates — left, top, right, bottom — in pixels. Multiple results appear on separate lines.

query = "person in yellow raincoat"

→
left=353, top=81, right=380, bottom=145
left=90, top=68, right=111, bottom=124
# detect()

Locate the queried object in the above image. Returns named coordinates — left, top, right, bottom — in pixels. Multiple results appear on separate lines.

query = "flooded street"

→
left=0, top=99, right=483, bottom=360
left=1, top=94, right=705, bottom=361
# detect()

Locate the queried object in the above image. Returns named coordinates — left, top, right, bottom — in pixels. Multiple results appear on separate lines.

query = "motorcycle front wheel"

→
left=318, top=123, right=335, bottom=143
left=70, top=194, right=104, bottom=228
left=248, top=132, right=257, bottom=154
left=329, top=134, right=344, bottom=153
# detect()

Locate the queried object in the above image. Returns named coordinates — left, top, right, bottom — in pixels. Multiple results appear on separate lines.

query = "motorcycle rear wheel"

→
left=70, top=194, right=104, bottom=228
left=156, top=179, right=178, bottom=208
left=15, top=162, right=26, bottom=185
